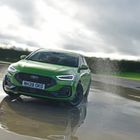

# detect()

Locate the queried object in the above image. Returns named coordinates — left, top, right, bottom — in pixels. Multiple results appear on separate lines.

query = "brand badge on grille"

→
left=30, top=75, right=39, bottom=79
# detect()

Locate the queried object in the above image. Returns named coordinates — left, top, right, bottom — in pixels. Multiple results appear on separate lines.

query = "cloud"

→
left=0, top=0, right=37, bottom=26
left=73, top=0, right=140, bottom=56
left=0, top=0, right=140, bottom=60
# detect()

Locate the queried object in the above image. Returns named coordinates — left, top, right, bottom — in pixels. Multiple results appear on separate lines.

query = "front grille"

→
left=15, top=73, right=56, bottom=88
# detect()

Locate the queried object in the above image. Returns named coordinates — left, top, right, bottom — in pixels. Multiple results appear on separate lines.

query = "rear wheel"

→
left=69, top=84, right=83, bottom=106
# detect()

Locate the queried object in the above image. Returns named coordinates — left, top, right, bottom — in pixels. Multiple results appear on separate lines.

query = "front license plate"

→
left=22, top=80, right=45, bottom=90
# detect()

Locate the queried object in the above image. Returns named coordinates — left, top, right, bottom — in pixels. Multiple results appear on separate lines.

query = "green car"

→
left=3, top=49, right=91, bottom=106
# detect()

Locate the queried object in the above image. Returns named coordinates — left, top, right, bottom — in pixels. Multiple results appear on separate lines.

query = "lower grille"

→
left=17, top=86, right=72, bottom=98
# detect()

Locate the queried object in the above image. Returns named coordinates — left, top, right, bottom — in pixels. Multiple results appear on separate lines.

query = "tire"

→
left=84, top=80, right=91, bottom=98
left=69, top=84, right=84, bottom=106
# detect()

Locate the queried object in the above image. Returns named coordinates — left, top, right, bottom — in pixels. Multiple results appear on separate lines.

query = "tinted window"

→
left=27, top=51, right=79, bottom=67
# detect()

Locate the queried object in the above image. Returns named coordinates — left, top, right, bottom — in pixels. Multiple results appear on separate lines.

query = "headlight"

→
left=56, top=75, right=74, bottom=81
left=8, top=66, right=18, bottom=73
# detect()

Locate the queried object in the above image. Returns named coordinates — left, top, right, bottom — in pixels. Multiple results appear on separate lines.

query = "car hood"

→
left=13, top=60, right=77, bottom=76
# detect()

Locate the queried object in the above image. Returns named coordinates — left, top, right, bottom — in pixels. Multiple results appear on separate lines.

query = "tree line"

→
left=0, top=47, right=30, bottom=62
left=0, top=47, right=139, bottom=74
left=85, top=57, right=140, bottom=74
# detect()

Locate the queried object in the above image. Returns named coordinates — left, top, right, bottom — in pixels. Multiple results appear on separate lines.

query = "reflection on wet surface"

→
left=0, top=85, right=140, bottom=140
left=0, top=96, right=87, bottom=140
left=94, top=81, right=140, bottom=102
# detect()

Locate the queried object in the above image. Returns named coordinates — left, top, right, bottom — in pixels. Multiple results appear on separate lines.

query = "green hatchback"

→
left=3, top=49, right=91, bottom=106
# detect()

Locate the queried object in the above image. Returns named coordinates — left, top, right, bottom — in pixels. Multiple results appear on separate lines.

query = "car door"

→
left=79, top=56, right=91, bottom=94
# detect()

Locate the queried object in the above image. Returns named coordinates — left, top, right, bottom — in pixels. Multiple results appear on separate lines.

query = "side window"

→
left=79, top=56, right=84, bottom=66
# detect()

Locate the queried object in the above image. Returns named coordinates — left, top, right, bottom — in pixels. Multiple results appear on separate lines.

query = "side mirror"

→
left=78, top=65, right=88, bottom=72
left=20, top=55, right=27, bottom=60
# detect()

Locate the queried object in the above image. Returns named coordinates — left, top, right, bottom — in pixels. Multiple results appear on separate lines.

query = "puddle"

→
left=0, top=97, right=87, bottom=140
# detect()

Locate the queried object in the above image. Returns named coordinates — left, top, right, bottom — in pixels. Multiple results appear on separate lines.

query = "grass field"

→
left=114, top=72, right=140, bottom=81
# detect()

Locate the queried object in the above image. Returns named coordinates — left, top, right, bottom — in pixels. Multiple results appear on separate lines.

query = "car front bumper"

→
left=3, top=73, right=77, bottom=101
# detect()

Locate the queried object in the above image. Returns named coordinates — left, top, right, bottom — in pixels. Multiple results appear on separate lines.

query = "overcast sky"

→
left=0, top=0, right=140, bottom=60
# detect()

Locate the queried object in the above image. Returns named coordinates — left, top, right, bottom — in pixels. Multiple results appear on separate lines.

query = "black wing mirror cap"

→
left=78, top=65, right=88, bottom=72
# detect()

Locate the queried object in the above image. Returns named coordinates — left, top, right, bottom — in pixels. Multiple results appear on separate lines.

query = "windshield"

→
left=27, top=51, right=79, bottom=67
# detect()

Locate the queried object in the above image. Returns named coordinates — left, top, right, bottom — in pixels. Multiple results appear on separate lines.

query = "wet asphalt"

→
left=92, top=74, right=140, bottom=91
left=0, top=80, right=140, bottom=140
left=0, top=64, right=140, bottom=140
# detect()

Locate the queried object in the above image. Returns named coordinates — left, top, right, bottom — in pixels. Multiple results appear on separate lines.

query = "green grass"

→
left=114, top=72, right=140, bottom=81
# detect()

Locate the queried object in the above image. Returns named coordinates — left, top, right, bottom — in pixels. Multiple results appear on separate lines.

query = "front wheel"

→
left=69, top=84, right=84, bottom=106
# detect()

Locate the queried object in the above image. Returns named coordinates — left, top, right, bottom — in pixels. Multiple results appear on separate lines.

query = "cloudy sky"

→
left=0, top=0, right=140, bottom=60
